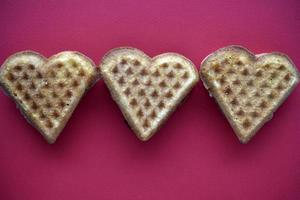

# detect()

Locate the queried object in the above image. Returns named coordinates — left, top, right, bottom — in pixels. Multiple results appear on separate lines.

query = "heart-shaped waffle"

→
left=200, top=46, right=299, bottom=143
left=100, top=47, right=199, bottom=141
left=0, top=51, right=98, bottom=143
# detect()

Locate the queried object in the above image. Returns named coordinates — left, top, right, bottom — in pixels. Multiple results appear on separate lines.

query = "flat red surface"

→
left=0, top=0, right=299, bottom=199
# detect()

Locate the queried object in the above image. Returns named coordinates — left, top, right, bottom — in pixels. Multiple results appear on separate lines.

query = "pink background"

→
left=0, top=0, right=300, bottom=199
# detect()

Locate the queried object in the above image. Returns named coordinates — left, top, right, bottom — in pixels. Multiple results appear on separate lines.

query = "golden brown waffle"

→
left=100, top=47, right=199, bottom=141
left=0, top=51, right=98, bottom=143
left=200, top=46, right=299, bottom=143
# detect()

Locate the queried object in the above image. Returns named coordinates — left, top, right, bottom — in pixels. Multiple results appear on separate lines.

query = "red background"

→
left=0, top=0, right=299, bottom=199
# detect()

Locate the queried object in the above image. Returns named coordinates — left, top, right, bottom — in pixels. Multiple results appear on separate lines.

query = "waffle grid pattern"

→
left=204, top=57, right=294, bottom=132
left=3, top=59, right=89, bottom=132
left=110, top=57, right=191, bottom=132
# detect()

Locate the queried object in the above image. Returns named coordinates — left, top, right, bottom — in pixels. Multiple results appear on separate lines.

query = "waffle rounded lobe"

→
left=0, top=51, right=98, bottom=143
left=200, top=46, right=299, bottom=143
left=101, top=47, right=199, bottom=141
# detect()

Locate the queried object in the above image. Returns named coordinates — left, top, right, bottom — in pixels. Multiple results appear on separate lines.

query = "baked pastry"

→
left=100, top=47, right=199, bottom=141
left=200, top=45, right=299, bottom=143
left=0, top=51, right=98, bottom=143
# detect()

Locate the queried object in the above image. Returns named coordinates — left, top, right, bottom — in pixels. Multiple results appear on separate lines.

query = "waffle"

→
left=200, top=46, right=299, bottom=143
left=0, top=51, right=98, bottom=143
left=100, top=47, right=199, bottom=141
